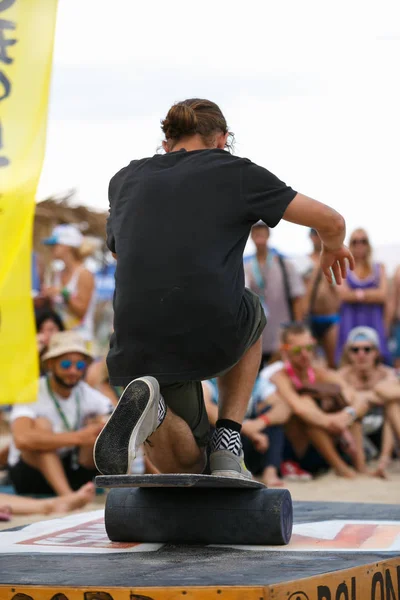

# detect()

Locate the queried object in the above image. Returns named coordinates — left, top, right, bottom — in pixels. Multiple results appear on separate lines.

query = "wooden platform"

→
left=0, top=501, right=399, bottom=599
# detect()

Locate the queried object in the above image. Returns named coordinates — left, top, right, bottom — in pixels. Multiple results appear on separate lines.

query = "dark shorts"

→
left=309, top=313, right=340, bottom=340
left=9, top=453, right=98, bottom=495
left=161, top=288, right=266, bottom=448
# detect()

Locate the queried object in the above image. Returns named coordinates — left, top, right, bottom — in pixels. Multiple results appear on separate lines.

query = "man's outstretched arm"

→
left=283, top=193, right=355, bottom=284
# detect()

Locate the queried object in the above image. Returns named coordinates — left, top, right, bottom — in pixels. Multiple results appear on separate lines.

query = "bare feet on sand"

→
left=260, top=466, right=284, bottom=487
left=370, top=457, right=390, bottom=479
left=42, top=482, right=95, bottom=515
left=335, top=465, right=357, bottom=479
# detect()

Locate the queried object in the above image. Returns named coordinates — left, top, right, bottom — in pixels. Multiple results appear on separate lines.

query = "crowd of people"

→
left=1, top=219, right=399, bottom=520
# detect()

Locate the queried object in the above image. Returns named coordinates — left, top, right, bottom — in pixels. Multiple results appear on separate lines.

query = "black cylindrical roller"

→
left=105, top=487, right=293, bottom=545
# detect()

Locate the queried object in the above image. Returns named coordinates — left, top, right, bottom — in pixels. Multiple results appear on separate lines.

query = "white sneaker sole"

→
left=211, top=469, right=253, bottom=480
left=93, top=376, right=159, bottom=475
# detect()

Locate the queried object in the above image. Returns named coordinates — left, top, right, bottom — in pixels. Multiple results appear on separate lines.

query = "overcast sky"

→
left=37, top=0, right=400, bottom=256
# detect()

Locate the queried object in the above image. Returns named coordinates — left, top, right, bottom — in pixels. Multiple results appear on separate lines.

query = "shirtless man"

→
left=305, top=229, right=340, bottom=368
left=271, top=323, right=366, bottom=478
left=339, top=326, right=400, bottom=477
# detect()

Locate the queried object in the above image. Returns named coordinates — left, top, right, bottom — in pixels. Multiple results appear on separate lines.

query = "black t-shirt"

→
left=106, top=149, right=296, bottom=385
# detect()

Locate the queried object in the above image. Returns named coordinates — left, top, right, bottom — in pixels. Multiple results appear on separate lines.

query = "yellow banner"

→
left=0, top=0, right=58, bottom=404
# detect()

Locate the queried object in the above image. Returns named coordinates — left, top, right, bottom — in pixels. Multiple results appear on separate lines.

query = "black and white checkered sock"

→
left=157, top=395, right=167, bottom=427
left=211, top=427, right=242, bottom=457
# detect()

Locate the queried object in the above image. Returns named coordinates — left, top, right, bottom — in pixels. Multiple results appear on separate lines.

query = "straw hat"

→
left=42, top=331, right=93, bottom=361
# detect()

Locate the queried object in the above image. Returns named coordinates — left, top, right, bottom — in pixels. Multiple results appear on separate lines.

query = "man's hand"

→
left=40, top=286, right=61, bottom=299
left=77, top=423, right=104, bottom=446
left=320, top=244, right=355, bottom=285
left=241, top=420, right=269, bottom=453
left=325, top=411, right=353, bottom=435
left=366, top=388, right=385, bottom=406
left=249, top=431, right=269, bottom=453
left=242, top=418, right=266, bottom=437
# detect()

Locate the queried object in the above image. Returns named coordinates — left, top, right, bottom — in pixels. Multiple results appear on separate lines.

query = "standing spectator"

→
left=305, top=229, right=340, bottom=368
left=8, top=332, right=112, bottom=497
left=336, top=228, right=390, bottom=364
left=40, top=225, right=96, bottom=348
left=245, top=221, right=306, bottom=365
left=387, top=266, right=400, bottom=368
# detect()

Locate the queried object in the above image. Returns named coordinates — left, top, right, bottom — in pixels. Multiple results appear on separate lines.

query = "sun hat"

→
left=42, top=224, right=83, bottom=248
left=346, top=326, right=380, bottom=348
left=42, top=331, right=93, bottom=361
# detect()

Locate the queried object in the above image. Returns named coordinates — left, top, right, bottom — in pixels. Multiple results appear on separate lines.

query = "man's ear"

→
left=162, top=141, right=170, bottom=153
left=216, top=132, right=229, bottom=149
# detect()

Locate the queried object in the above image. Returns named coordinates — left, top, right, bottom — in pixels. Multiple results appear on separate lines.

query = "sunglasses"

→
left=59, top=359, right=87, bottom=371
left=350, top=238, right=368, bottom=246
left=283, top=344, right=316, bottom=354
left=349, top=346, right=374, bottom=354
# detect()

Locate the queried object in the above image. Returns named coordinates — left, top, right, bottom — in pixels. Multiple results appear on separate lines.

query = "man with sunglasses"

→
left=8, top=332, right=113, bottom=497
left=271, top=323, right=367, bottom=479
left=339, top=326, right=400, bottom=478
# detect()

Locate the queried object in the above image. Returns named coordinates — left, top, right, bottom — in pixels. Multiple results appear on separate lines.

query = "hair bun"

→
left=161, top=103, right=198, bottom=139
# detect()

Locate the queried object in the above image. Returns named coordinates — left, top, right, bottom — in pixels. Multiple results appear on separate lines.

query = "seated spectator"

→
left=339, top=326, right=400, bottom=478
left=36, top=308, right=65, bottom=374
left=202, top=374, right=291, bottom=487
left=8, top=331, right=113, bottom=497
left=271, top=323, right=368, bottom=478
left=0, top=483, right=95, bottom=520
left=256, top=360, right=312, bottom=482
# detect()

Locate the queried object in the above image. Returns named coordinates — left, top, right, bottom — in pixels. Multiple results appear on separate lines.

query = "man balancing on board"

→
left=94, top=98, right=354, bottom=480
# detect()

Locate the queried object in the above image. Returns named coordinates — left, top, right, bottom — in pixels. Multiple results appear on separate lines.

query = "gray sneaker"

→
left=210, top=449, right=253, bottom=480
left=93, top=376, right=160, bottom=475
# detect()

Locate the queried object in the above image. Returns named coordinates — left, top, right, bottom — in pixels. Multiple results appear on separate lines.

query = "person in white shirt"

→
left=8, top=331, right=112, bottom=497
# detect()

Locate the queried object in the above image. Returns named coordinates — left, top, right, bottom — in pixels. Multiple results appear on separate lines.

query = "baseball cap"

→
left=42, top=224, right=83, bottom=248
left=346, top=326, right=380, bottom=348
